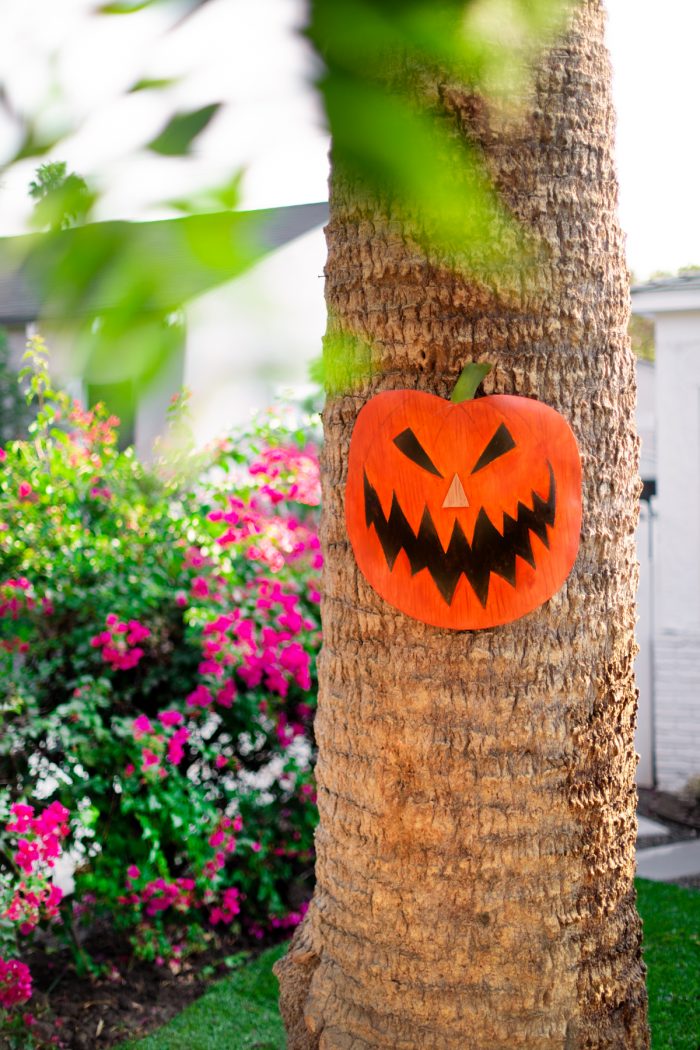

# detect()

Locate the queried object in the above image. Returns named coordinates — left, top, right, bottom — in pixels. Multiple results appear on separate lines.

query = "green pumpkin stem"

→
left=450, top=362, right=492, bottom=403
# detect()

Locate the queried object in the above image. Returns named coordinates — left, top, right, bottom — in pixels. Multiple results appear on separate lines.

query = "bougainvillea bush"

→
left=0, top=338, right=321, bottom=1043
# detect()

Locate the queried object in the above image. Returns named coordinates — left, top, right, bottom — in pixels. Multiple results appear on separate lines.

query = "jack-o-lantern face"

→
left=346, top=389, right=582, bottom=630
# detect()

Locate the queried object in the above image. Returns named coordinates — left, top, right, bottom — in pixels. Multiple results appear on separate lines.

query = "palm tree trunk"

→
left=276, top=1, right=650, bottom=1046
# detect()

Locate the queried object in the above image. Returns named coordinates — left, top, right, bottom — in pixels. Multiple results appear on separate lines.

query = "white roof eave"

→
left=631, top=288, right=700, bottom=315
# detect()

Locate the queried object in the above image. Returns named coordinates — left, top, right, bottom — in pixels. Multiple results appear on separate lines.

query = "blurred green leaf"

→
left=165, top=171, right=243, bottom=214
left=3, top=205, right=298, bottom=392
left=97, top=0, right=212, bottom=16
left=310, top=328, right=374, bottom=396
left=129, top=77, right=180, bottom=93
left=323, top=70, right=520, bottom=264
left=97, top=1, right=157, bottom=12
left=147, top=103, right=221, bottom=156
left=309, top=0, right=574, bottom=270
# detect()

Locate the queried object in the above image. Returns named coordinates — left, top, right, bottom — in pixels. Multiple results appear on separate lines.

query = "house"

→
left=632, top=274, right=700, bottom=793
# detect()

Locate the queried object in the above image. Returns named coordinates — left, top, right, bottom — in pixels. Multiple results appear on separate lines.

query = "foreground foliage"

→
left=0, top=339, right=321, bottom=1046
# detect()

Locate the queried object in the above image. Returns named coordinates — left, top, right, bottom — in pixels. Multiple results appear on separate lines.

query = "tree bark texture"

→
left=276, top=1, right=650, bottom=1046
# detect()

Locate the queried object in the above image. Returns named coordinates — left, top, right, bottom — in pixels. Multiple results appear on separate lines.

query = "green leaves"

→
left=147, top=103, right=222, bottom=157
left=309, top=0, right=575, bottom=268
left=98, top=1, right=158, bottom=11
left=12, top=204, right=267, bottom=393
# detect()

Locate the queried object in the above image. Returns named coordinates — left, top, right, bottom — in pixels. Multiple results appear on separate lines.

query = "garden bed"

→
left=25, top=926, right=284, bottom=1049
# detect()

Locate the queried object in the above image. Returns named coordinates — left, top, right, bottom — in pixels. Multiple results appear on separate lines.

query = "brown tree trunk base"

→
left=274, top=914, right=322, bottom=1049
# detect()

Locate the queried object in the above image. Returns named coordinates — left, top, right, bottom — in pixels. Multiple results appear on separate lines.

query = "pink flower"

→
left=209, top=886, right=240, bottom=925
left=126, top=620, right=150, bottom=645
left=7, top=804, right=34, bottom=834
left=90, top=486, right=112, bottom=501
left=215, top=755, right=228, bottom=769
left=0, top=449, right=6, bottom=462
left=251, top=841, right=261, bottom=853
left=191, top=576, right=209, bottom=598
left=141, top=748, right=160, bottom=770
left=175, top=591, right=188, bottom=608
left=158, top=710, right=184, bottom=727
left=198, top=658, right=222, bottom=677
left=44, top=884, right=63, bottom=918
left=167, top=727, right=189, bottom=765
left=18, top=482, right=33, bottom=500
left=216, top=679, right=236, bottom=708
left=90, top=631, right=111, bottom=648
left=127, top=865, right=140, bottom=882
left=132, top=715, right=152, bottom=740
left=0, top=957, right=32, bottom=1008
left=186, top=684, right=213, bottom=709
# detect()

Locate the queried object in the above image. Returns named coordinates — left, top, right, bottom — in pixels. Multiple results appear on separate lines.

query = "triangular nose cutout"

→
left=442, top=474, right=469, bottom=509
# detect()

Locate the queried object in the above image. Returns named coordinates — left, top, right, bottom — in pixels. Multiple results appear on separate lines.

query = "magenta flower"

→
left=141, top=748, right=160, bottom=770
left=191, top=576, right=209, bottom=598
left=216, top=679, right=236, bottom=708
left=0, top=957, right=32, bottom=1008
left=186, top=684, right=213, bottom=709
left=158, top=710, right=184, bottom=727
left=132, top=715, right=152, bottom=740
left=6, top=803, right=34, bottom=834
left=167, top=727, right=189, bottom=765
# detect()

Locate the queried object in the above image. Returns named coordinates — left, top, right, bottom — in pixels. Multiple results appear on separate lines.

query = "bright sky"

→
left=0, top=0, right=698, bottom=280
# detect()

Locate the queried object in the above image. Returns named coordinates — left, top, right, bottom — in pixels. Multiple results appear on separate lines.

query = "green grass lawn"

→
left=636, top=878, right=700, bottom=1050
left=117, top=945, right=287, bottom=1050
left=119, top=880, right=699, bottom=1050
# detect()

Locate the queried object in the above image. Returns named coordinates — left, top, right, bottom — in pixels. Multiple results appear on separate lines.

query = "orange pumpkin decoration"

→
left=346, top=365, right=582, bottom=630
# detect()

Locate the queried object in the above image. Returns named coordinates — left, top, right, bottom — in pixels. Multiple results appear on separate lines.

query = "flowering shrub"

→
left=0, top=338, right=321, bottom=1039
left=0, top=800, right=70, bottom=1046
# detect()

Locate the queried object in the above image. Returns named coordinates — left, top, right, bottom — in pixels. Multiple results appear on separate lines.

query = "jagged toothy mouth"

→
left=363, top=463, right=556, bottom=607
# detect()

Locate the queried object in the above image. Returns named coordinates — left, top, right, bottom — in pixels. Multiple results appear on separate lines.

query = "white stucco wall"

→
left=647, top=310, right=700, bottom=791
left=184, top=225, right=326, bottom=446
left=636, top=358, right=655, bottom=481
left=654, top=313, right=700, bottom=633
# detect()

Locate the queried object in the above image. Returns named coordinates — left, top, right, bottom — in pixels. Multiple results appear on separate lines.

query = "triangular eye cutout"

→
left=471, top=423, right=516, bottom=474
left=393, top=428, right=443, bottom=477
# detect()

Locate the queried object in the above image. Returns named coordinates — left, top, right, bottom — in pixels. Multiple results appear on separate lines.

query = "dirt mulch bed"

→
left=23, top=922, right=282, bottom=1050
